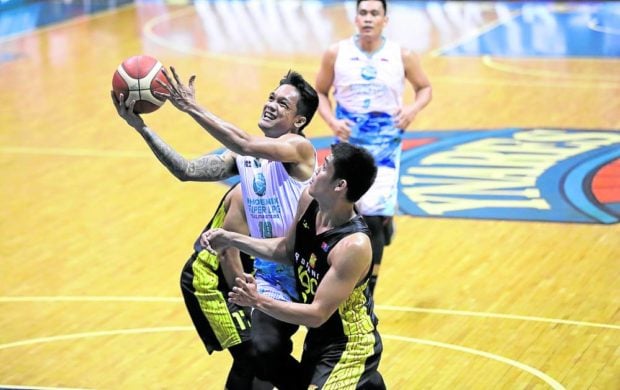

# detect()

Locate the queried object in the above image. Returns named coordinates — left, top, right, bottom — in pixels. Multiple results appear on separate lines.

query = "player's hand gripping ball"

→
left=112, top=55, right=168, bottom=114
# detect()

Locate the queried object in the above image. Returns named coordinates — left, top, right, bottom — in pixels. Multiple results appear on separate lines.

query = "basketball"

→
left=112, top=55, right=168, bottom=114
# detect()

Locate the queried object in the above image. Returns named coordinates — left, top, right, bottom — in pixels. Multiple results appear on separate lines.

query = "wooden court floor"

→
left=0, top=1, right=618, bottom=389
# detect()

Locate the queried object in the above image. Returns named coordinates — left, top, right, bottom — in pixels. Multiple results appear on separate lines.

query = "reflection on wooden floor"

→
left=0, top=1, right=618, bottom=389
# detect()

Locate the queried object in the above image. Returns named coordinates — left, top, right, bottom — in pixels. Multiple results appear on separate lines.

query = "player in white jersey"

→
left=236, top=155, right=310, bottom=302
left=315, top=0, right=432, bottom=295
left=112, top=68, right=319, bottom=390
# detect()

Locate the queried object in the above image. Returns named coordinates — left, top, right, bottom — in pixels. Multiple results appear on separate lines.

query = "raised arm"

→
left=202, top=230, right=291, bottom=264
left=156, top=67, right=316, bottom=178
left=111, top=91, right=238, bottom=182
left=395, top=48, right=433, bottom=130
left=228, top=231, right=372, bottom=328
left=202, top=187, right=313, bottom=263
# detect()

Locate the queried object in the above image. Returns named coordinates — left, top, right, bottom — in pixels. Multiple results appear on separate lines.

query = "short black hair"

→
left=279, top=70, right=319, bottom=134
left=357, top=0, right=387, bottom=14
left=331, top=143, right=377, bottom=202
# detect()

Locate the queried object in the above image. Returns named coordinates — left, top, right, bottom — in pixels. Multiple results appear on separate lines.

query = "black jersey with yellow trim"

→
left=293, top=199, right=378, bottom=340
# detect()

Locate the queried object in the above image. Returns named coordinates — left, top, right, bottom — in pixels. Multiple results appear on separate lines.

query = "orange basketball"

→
left=112, top=55, right=168, bottom=114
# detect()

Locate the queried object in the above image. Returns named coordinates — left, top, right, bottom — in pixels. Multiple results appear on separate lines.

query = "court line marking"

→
left=381, top=334, right=565, bottom=390
left=0, top=326, right=565, bottom=389
left=376, top=305, right=620, bottom=330
left=141, top=6, right=317, bottom=73
left=1, top=1, right=614, bottom=90
left=429, top=9, right=522, bottom=58
left=141, top=5, right=618, bottom=90
left=588, top=18, right=620, bottom=35
left=0, top=146, right=155, bottom=159
left=482, top=55, right=620, bottom=84
left=1, top=296, right=617, bottom=330
left=0, top=3, right=135, bottom=44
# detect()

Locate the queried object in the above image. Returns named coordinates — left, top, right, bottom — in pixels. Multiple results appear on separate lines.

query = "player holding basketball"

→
left=112, top=68, right=318, bottom=390
left=315, top=0, right=432, bottom=295
left=202, top=143, right=385, bottom=389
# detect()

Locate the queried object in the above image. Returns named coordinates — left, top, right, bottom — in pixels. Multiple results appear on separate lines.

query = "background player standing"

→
left=315, top=0, right=433, bottom=295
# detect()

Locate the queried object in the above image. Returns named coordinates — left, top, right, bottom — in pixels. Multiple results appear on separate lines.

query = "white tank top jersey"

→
left=235, top=155, right=312, bottom=301
left=332, top=36, right=406, bottom=217
left=333, top=36, right=404, bottom=115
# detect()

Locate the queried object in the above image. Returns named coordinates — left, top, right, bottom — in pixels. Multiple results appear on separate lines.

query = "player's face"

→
left=308, top=154, right=337, bottom=199
left=258, top=84, right=303, bottom=137
left=355, top=0, right=387, bottom=39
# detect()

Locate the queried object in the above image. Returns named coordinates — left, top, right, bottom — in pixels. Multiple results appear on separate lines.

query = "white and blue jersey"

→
left=236, top=155, right=311, bottom=301
left=333, top=36, right=405, bottom=216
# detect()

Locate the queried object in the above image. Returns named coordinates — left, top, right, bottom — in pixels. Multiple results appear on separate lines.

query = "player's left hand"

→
left=155, top=66, right=197, bottom=113
left=394, top=105, right=418, bottom=129
left=228, top=273, right=259, bottom=307
left=111, top=91, right=145, bottom=130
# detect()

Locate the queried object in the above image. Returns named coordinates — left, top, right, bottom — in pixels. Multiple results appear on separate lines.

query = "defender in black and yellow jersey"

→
left=202, top=143, right=385, bottom=389
left=180, top=183, right=259, bottom=389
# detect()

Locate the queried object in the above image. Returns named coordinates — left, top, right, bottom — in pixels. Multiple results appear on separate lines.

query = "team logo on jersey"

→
left=309, top=253, right=317, bottom=269
left=360, top=65, right=377, bottom=80
left=248, top=158, right=266, bottom=196
left=252, top=172, right=266, bottom=196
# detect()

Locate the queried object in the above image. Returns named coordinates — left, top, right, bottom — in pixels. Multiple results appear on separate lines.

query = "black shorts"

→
left=301, top=330, right=385, bottom=389
left=180, top=250, right=252, bottom=353
left=179, top=185, right=253, bottom=353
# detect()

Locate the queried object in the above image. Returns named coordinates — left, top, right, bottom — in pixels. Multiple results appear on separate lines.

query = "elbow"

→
left=175, top=172, right=192, bottom=182
left=235, top=140, right=255, bottom=156
left=424, top=85, right=433, bottom=103
left=305, top=312, right=330, bottom=328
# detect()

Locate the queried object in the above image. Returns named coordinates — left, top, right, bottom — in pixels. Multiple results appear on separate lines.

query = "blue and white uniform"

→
left=236, top=155, right=311, bottom=301
left=333, top=35, right=404, bottom=216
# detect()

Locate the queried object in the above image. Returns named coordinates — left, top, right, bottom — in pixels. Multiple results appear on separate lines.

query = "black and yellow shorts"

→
left=179, top=185, right=253, bottom=354
left=301, top=330, right=385, bottom=389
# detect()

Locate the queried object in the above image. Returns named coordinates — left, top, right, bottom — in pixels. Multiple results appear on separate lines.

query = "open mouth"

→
left=263, top=111, right=276, bottom=120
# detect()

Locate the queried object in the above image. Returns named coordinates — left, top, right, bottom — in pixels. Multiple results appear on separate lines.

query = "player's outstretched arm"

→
left=155, top=67, right=315, bottom=176
left=229, top=232, right=372, bottom=328
left=111, top=91, right=237, bottom=182
left=201, top=229, right=290, bottom=264
left=155, top=67, right=260, bottom=154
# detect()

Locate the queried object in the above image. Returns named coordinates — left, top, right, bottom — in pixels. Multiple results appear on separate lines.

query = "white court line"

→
left=0, top=146, right=153, bottom=159
left=0, top=326, right=565, bottom=389
left=141, top=7, right=316, bottom=73
left=376, top=305, right=620, bottom=330
left=588, top=18, right=620, bottom=35
left=1, top=296, right=617, bottom=330
left=0, top=326, right=192, bottom=351
left=0, top=3, right=134, bottom=44
left=140, top=5, right=615, bottom=90
left=482, top=55, right=620, bottom=84
left=382, top=334, right=565, bottom=390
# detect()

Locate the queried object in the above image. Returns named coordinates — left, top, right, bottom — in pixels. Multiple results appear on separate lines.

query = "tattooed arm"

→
left=139, top=126, right=238, bottom=181
left=111, top=91, right=238, bottom=182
